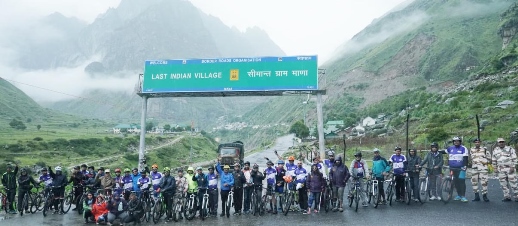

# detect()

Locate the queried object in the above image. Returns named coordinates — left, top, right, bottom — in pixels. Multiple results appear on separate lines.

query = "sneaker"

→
left=10, top=210, right=17, bottom=214
left=461, top=197, right=468, bottom=202
left=502, top=197, right=512, bottom=202
left=302, top=210, right=309, bottom=214
left=436, top=196, right=442, bottom=201
left=53, top=210, right=59, bottom=214
left=454, top=196, right=461, bottom=201
left=338, top=207, right=343, bottom=212
left=362, top=202, right=368, bottom=207
left=313, top=209, right=318, bottom=213
left=332, top=207, right=338, bottom=212
left=429, top=196, right=436, bottom=201
left=220, top=213, right=225, bottom=217
left=414, top=199, right=419, bottom=202
left=273, top=210, right=278, bottom=214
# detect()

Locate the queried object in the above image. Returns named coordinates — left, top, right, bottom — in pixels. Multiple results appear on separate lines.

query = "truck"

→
left=218, top=141, right=245, bottom=171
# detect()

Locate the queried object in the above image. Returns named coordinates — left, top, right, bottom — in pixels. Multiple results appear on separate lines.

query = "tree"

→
left=163, top=124, right=171, bottom=131
left=145, top=121, right=154, bottom=131
left=427, top=128, right=449, bottom=143
left=289, top=120, right=310, bottom=138
left=36, top=125, right=41, bottom=130
left=9, top=119, right=26, bottom=130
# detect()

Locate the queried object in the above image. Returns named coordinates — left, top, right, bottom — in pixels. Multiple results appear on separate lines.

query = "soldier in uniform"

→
left=469, top=138, right=490, bottom=202
left=491, top=138, right=518, bottom=202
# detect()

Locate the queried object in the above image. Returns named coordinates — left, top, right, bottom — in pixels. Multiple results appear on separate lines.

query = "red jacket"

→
left=91, top=199, right=108, bottom=221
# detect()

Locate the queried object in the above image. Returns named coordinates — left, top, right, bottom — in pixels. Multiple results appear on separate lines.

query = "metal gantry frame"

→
left=135, top=69, right=327, bottom=171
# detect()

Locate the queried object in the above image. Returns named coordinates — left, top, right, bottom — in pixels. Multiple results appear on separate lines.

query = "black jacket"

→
left=407, top=154, right=422, bottom=175
left=127, top=198, right=143, bottom=217
left=159, top=175, right=176, bottom=195
left=1, top=166, right=18, bottom=189
left=18, top=174, right=38, bottom=191
left=232, top=170, right=246, bottom=188
left=250, top=170, right=265, bottom=187
left=49, top=167, right=68, bottom=189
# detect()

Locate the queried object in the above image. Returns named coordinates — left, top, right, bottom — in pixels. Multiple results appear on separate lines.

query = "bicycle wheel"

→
left=152, top=200, right=162, bottom=224
left=185, top=197, right=196, bottom=221
left=324, top=189, right=331, bottom=213
left=172, top=203, right=180, bottom=222
left=366, top=181, right=372, bottom=204
left=76, top=195, right=84, bottom=214
left=405, top=180, right=411, bottom=205
left=251, top=192, right=257, bottom=216
left=348, top=191, right=353, bottom=207
left=62, top=194, right=73, bottom=213
left=259, top=195, right=266, bottom=216
left=440, top=178, right=453, bottom=204
left=354, top=189, right=359, bottom=212
left=373, top=184, right=380, bottom=208
left=42, top=196, right=52, bottom=217
left=34, top=194, right=44, bottom=212
left=139, top=201, right=147, bottom=222
left=201, top=197, right=208, bottom=221
left=386, top=184, right=394, bottom=206
left=283, top=193, right=292, bottom=216
left=419, top=178, right=428, bottom=203
left=225, top=195, right=231, bottom=218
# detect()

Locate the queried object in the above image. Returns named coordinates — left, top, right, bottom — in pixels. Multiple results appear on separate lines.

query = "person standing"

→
left=349, top=152, right=370, bottom=206
left=419, top=142, right=444, bottom=200
left=158, top=167, right=175, bottom=222
left=1, top=164, right=18, bottom=214
left=446, top=137, right=469, bottom=202
left=294, top=161, right=308, bottom=213
left=216, top=159, right=234, bottom=217
left=207, top=166, right=219, bottom=217
left=305, top=164, right=325, bottom=214
left=372, top=148, right=391, bottom=205
left=232, top=163, right=245, bottom=215
left=407, top=149, right=421, bottom=202
left=389, top=147, right=407, bottom=202
left=470, top=138, right=490, bottom=202
left=329, top=156, right=350, bottom=212
left=242, top=161, right=253, bottom=214
left=491, top=137, right=518, bottom=202
left=193, top=166, right=208, bottom=217
left=69, top=166, right=83, bottom=211
left=17, top=168, right=38, bottom=214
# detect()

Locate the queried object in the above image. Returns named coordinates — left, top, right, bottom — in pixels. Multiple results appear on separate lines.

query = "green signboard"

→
left=142, top=55, right=318, bottom=93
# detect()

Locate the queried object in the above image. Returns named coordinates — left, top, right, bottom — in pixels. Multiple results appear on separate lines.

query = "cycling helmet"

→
left=114, top=168, right=121, bottom=173
left=277, top=160, right=285, bottom=165
left=223, top=165, right=230, bottom=169
left=244, top=161, right=251, bottom=166
left=452, top=136, right=462, bottom=142
left=163, top=167, right=170, bottom=172
left=430, top=142, right=438, bottom=148
left=152, top=164, right=158, bottom=169
left=55, top=166, right=62, bottom=171
left=394, top=146, right=402, bottom=151
left=266, top=160, right=274, bottom=165
left=327, top=150, right=335, bottom=156
left=288, top=156, right=295, bottom=161
left=187, top=167, right=194, bottom=172
left=373, top=148, right=380, bottom=153
left=196, top=166, right=202, bottom=171
left=124, top=168, right=131, bottom=172
left=354, top=152, right=362, bottom=157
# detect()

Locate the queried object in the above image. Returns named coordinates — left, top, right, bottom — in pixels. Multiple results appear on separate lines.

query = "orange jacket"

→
left=91, top=199, right=108, bottom=221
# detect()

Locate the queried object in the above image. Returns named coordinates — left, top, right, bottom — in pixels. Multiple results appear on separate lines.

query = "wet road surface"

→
left=2, top=135, right=517, bottom=225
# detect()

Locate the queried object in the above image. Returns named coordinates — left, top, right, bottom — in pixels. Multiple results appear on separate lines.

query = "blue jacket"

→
left=372, top=156, right=391, bottom=178
left=216, top=162, right=234, bottom=191
left=131, top=173, right=141, bottom=192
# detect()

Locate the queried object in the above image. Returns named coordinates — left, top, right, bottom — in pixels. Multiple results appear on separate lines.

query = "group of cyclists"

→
left=1, top=135, right=517, bottom=224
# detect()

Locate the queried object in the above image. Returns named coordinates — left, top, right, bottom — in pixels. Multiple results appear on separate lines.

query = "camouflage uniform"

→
left=491, top=145, right=518, bottom=199
left=470, top=146, right=490, bottom=194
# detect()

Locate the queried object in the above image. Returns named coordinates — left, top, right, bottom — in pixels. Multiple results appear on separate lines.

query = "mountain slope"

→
left=0, top=78, right=50, bottom=120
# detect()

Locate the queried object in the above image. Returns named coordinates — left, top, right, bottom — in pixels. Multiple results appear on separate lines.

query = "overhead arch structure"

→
left=135, top=55, right=327, bottom=171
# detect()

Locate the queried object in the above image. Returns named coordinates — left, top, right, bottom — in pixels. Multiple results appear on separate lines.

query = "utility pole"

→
left=138, top=95, right=148, bottom=172
left=317, top=68, right=326, bottom=160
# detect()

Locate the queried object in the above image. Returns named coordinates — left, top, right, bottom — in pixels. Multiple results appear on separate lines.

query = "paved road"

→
left=2, top=134, right=517, bottom=225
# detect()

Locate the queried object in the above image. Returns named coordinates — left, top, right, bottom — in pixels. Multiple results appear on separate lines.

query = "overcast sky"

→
left=0, top=0, right=408, bottom=102
left=1, top=0, right=408, bottom=64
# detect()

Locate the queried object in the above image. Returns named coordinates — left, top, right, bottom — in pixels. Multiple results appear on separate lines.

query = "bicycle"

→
left=440, top=166, right=461, bottom=204
left=251, top=185, right=263, bottom=216
left=282, top=183, right=296, bottom=216
left=42, top=186, right=65, bottom=217
left=76, top=185, right=95, bottom=215
left=348, top=177, right=363, bottom=212
left=20, top=186, right=40, bottom=216
left=200, top=189, right=209, bottom=220
left=369, top=178, right=380, bottom=208
left=2, top=188, right=15, bottom=214
left=61, top=185, right=77, bottom=214
left=152, top=193, right=166, bottom=224
left=261, top=186, right=275, bottom=216
left=139, top=189, right=154, bottom=222
left=385, top=174, right=396, bottom=206
left=321, top=179, right=333, bottom=213
left=172, top=193, right=186, bottom=222
left=403, top=171, right=412, bottom=205
left=184, top=192, right=197, bottom=220
left=225, top=188, right=234, bottom=218
left=30, top=186, right=45, bottom=213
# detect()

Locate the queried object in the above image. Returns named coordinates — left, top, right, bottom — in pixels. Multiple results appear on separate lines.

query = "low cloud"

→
left=444, top=0, right=511, bottom=18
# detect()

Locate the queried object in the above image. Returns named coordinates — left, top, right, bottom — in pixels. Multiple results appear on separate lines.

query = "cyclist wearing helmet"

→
left=329, top=156, right=350, bottom=212
left=350, top=152, right=370, bottom=207
left=242, top=161, right=253, bottom=214
left=113, top=168, right=123, bottom=195
left=273, top=160, right=286, bottom=214
left=17, top=168, right=38, bottom=214
left=150, top=164, right=163, bottom=200
left=207, top=166, right=219, bottom=216
left=324, top=150, right=336, bottom=175
left=446, top=136, right=469, bottom=202
left=49, top=166, right=68, bottom=214
left=389, top=147, right=407, bottom=202
left=1, top=164, right=17, bottom=214
left=250, top=163, right=265, bottom=211
left=193, top=166, right=209, bottom=217
left=469, top=138, right=490, bottom=202
left=121, top=168, right=133, bottom=200
left=69, top=166, right=83, bottom=211
left=216, top=157, right=235, bottom=217
left=372, top=148, right=390, bottom=205
left=263, top=160, right=277, bottom=214
left=137, top=171, right=151, bottom=200
left=174, top=168, right=188, bottom=220
left=158, top=167, right=175, bottom=222
left=419, top=142, right=443, bottom=200
left=232, top=163, right=246, bottom=215
left=294, top=161, right=308, bottom=213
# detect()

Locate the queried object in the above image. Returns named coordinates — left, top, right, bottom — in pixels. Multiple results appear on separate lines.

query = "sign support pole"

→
left=138, top=95, right=148, bottom=172
left=317, top=92, right=325, bottom=161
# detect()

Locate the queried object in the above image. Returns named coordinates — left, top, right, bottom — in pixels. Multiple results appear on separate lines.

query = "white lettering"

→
left=275, top=71, right=288, bottom=76
left=151, top=74, right=168, bottom=79
left=170, top=73, right=192, bottom=79
left=292, top=70, right=308, bottom=76
left=194, top=72, right=222, bottom=79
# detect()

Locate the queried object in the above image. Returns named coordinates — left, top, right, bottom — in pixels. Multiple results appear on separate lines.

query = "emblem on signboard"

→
left=182, top=60, right=186, bottom=64
left=278, top=57, right=282, bottom=61
left=230, top=69, right=239, bottom=81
